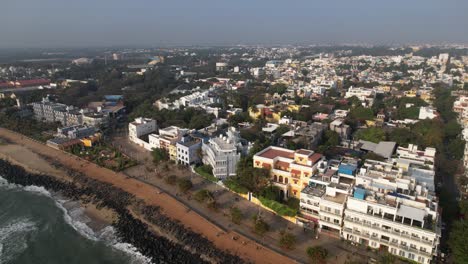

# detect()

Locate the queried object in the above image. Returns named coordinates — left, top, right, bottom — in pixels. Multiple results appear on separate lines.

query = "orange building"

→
left=253, top=146, right=323, bottom=198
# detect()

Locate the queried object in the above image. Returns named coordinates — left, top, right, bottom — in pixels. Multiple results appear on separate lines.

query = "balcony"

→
left=344, top=217, right=434, bottom=246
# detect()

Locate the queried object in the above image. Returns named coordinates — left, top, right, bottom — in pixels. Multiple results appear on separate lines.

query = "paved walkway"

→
left=0, top=128, right=294, bottom=264
left=112, top=136, right=365, bottom=263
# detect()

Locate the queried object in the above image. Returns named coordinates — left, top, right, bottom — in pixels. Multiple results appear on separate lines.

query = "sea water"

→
left=0, top=176, right=152, bottom=264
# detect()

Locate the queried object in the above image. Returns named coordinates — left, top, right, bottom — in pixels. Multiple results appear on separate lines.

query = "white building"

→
left=216, top=62, right=228, bottom=71
left=128, top=117, right=157, bottom=150
left=463, top=128, right=468, bottom=177
left=344, top=87, right=376, bottom=107
left=418, top=107, right=438, bottom=120
left=32, top=97, right=83, bottom=126
left=342, top=159, right=441, bottom=264
left=202, top=127, right=242, bottom=179
left=453, top=96, right=468, bottom=126
left=176, top=135, right=202, bottom=165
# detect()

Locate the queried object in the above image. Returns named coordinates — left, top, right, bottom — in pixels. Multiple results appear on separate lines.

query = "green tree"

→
left=252, top=215, right=270, bottom=236
left=449, top=220, right=468, bottom=264
left=445, top=120, right=462, bottom=139
left=151, top=148, right=169, bottom=164
left=165, top=175, right=177, bottom=185
left=270, top=83, right=288, bottom=94
left=230, top=207, right=243, bottom=225
left=194, top=189, right=212, bottom=203
left=349, top=106, right=374, bottom=120
left=177, top=178, right=193, bottom=193
left=354, top=127, right=386, bottom=143
left=260, top=186, right=282, bottom=202
left=387, top=128, right=419, bottom=147
left=306, top=246, right=328, bottom=264
left=278, top=231, right=297, bottom=250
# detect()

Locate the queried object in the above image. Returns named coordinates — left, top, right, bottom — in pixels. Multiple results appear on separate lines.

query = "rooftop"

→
left=256, top=147, right=295, bottom=159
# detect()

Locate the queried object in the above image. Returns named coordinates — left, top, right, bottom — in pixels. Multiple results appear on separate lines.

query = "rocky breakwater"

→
left=0, top=159, right=246, bottom=264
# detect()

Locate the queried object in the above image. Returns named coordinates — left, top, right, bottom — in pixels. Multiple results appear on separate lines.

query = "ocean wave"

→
left=112, top=242, right=153, bottom=264
left=0, top=175, right=153, bottom=264
left=0, top=218, right=38, bottom=264
left=23, top=185, right=52, bottom=197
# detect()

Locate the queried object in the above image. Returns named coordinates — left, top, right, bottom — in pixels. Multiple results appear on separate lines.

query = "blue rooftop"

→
left=104, top=95, right=123, bottom=101
left=338, top=164, right=357, bottom=175
left=354, top=188, right=366, bottom=200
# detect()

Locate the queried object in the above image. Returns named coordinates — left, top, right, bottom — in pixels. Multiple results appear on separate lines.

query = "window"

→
left=418, top=256, right=425, bottom=263
left=399, top=250, right=405, bottom=257
left=333, top=219, right=340, bottom=224
left=408, top=253, right=415, bottom=260
left=334, top=209, right=340, bottom=215
left=391, top=248, right=397, bottom=255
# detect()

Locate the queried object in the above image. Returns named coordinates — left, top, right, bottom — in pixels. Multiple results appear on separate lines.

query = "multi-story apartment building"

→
left=344, top=87, right=376, bottom=107
left=176, top=135, right=202, bottom=165
left=82, top=112, right=109, bottom=127
left=128, top=117, right=157, bottom=150
left=32, top=97, right=83, bottom=126
left=396, top=144, right=436, bottom=169
left=453, top=96, right=468, bottom=127
left=149, top=126, right=188, bottom=160
left=342, top=159, right=441, bottom=264
left=56, top=125, right=96, bottom=139
left=253, top=146, right=323, bottom=198
left=202, top=127, right=242, bottom=179
left=299, top=158, right=355, bottom=237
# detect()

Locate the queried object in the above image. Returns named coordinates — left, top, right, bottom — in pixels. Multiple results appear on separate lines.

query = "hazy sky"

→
left=1, top=0, right=467, bottom=48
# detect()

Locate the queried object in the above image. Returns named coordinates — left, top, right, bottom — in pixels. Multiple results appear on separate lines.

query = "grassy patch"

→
left=69, top=143, right=137, bottom=172
left=258, top=196, right=297, bottom=217
left=194, top=165, right=218, bottom=182
left=224, top=178, right=249, bottom=194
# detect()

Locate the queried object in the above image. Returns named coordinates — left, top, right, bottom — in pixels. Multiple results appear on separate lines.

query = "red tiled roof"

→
left=17, top=79, right=50, bottom=87
left=291, top=169, right=301, bottom=175
left=276, top=161, right=290, bottom=169
left=296, top=149, right=313, bottom=156
left=309, top=153, right=322, bottom=164
left=258, top=148, right=294, bottom=159
left=262, top=163, right=271, bottom=169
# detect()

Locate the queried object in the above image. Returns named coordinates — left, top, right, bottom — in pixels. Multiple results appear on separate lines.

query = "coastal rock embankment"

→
left=0, top=159, right=245, bottom=264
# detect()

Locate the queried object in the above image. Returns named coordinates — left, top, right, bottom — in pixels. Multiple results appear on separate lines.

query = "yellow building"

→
left=80, top=133, right=101, bottom=147
left=365, top=120, right=376, bottom=127
left=253, top=146, right=323, bottom=198
left=420, top=92, right=434, bottom=103
left=404, top=89, right=417, bottom=98
left=286, top=104, right=300, bottom=113
left=248, top=105, right=281, bottom=123
left=168, top=144, right=177, bottom=161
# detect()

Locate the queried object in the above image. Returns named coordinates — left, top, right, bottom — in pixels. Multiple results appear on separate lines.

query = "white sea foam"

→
left=0, top=218, right=38, bottom=264
left=0, top=176, right=153, bottom=264
left=113, top=242, right=153, bottom=264
left=23, top=185, right=52, bottom=197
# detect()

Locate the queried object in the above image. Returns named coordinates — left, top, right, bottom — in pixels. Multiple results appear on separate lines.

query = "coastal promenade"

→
left=0, top=127, right=296, bottom=264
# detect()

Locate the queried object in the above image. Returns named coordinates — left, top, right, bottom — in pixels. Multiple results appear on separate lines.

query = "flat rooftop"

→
left=323, top=192, right=347, bottom=204
left=301, top=185, right=326, bottom=197
left=257, top=147, right=294, bottom=159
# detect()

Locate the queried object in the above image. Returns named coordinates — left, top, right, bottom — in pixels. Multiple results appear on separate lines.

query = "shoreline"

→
left=0, top=158, right=211, bottom=264
left=0, top=176, right=151, bottom=264
left=0, top=128, right=294, bottom=263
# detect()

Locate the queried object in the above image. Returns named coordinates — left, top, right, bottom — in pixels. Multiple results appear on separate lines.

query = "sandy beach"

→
left=0, top=128, right=295, bottom=264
